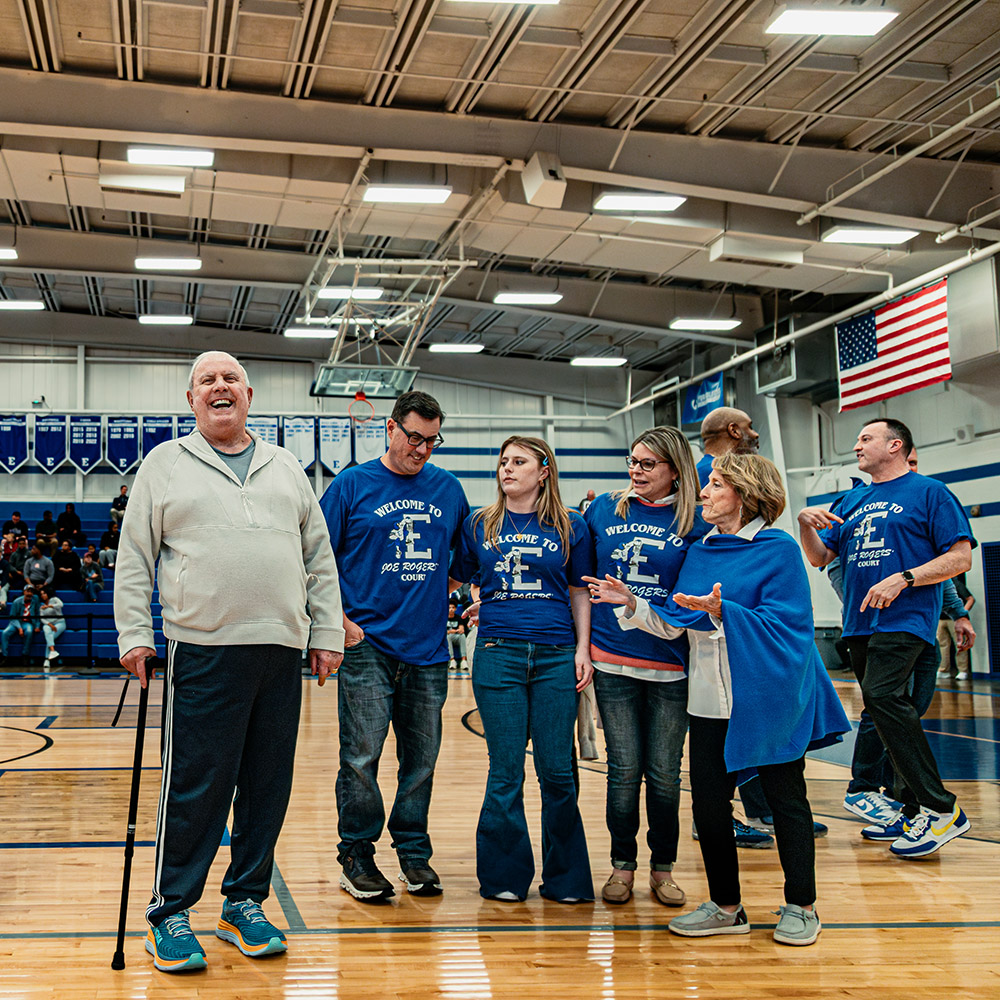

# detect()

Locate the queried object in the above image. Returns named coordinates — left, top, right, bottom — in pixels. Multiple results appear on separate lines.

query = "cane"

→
left=111, top=668, right=152, bottom=970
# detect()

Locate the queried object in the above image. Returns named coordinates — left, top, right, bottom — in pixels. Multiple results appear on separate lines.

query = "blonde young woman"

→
left=582, top=426, right=707, bottom=906
left=451, top=436, right=594, bottom=903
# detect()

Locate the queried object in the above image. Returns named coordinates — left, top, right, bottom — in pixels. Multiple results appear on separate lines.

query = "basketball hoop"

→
left=348, top=390, right=375, bottom=424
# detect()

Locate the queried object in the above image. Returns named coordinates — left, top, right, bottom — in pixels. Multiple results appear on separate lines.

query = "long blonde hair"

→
left=472, top=436, right=572, bottom=560
left=613, top=425, right=698, bottom=536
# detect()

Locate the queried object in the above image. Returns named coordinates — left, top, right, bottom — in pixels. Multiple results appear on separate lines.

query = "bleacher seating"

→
left=3, top=500, right=165, bottom=667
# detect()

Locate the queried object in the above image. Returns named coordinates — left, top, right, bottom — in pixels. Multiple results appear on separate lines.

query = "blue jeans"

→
left=472, top=638, right=593, bottom=901
left=848, top=640, right=940, bottom=801
left=336, top=640, right=448, bottom=864
left=82, top=581, right=103, bottom=603
left=592, top=669, right=687, bottom=869
left=2, top=621, right=33, bottom=657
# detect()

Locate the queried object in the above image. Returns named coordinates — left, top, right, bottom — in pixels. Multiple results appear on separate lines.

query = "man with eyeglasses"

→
left=320, top=390, right=470, bottom=901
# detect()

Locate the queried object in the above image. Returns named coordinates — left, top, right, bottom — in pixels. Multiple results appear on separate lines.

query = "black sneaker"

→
left=340, top=854, right=395, bottom=901
left=398, top=860, right=443, bottom=896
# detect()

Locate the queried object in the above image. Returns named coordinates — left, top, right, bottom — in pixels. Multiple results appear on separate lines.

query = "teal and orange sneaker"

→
left=145, top=911, right=207, bottom=973
left=216, top=898, right=287, bottom=957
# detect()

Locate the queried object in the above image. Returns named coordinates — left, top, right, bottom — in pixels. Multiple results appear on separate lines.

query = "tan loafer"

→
left=650, top=873, right=686, bottom=907
left=601, top=873, right=633, bottom=904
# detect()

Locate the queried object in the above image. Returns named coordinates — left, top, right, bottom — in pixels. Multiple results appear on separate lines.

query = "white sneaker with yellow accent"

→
left=889, top=804, right=970, bottom=858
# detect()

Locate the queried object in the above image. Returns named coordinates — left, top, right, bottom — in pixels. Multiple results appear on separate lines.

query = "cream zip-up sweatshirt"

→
left=115, top=429, right=345, bottom=655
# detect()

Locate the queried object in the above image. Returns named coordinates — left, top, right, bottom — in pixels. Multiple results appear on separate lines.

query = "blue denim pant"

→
left=1, top=621, right=33, bottom=657
left=472, top=638, right=593, bottom=901
left=82, top=581, right=103, bottom=603
left=336, top=640, right=448, bottom=864
left=848, top=639, right=940, bottom=802
left=592, top=668, right=687, bottom=870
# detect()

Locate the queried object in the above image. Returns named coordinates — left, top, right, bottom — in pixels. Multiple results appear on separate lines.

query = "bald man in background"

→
left=696, top=407, right=759, bottom=487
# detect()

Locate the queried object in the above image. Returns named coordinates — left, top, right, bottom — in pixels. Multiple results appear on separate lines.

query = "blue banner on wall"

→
left=283, top=416, right=316, bottom=470
left=0, top=415, right=28, bottom=473
left=107, top=416, right=140, bottom=473
left=33, top=415, right=67, bottom=474
left=142, top=416, right=174, bottom=457
left=319, top=417, right=352, bottom=475
left=68, top=415, right=103, bottom=474
left=681, top=373, right=724, bottom=425
left=177, top=415, right=197, bottom=437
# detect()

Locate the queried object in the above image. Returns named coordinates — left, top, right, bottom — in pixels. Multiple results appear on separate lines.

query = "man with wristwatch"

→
left=797, top=418, right=975, bottom=859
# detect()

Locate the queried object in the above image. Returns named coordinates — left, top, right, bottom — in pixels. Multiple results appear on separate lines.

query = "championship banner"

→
left=107, top=416, right=140, bottom=474
left=246, top=415, right=279, bottom=446
left=177, top=414, right=197, bottom=437
left=68, top=415, right=103, bottom=474
left=33, top=414, right=67, bottom=474
left=319, top=417, right=352, bottom=475
left=283, top=416, right=316, bottom=470
left=142, top=415, right=174, bottom=457
left=0, top=415, right=28, bottom=473
left=353, top=418, right=387, bottom=465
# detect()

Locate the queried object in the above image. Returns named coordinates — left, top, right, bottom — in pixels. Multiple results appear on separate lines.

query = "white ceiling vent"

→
left=709, top=235, right=803, bottom=268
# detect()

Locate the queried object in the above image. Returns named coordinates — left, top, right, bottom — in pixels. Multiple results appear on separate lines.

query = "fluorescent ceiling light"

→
left=428, top=343, right=485, bottom=353
left=493, top=292, right=563, bottom=306
left=765, top=6, right=898, bottom=36
left=363, top=185, right=452, bottom=204
left=127, top=147, right=215, bottom=168
left=134, top=256, right=202, bottom=271
left=99, top=173, right=186, bottom=195
left=317, top=286, right=385, bottom=300
left=138, top=314, right=193, bottom=326
left=0, top=300, right=45, bottom=310
left=0, top=248, right=18, bottom=260
left=669, top=318, right=742, bottom=331
left=822, top=225, right=918, bottom=245
left=594, top=192, right=686, bottom=212
left=447, top=0, right=558, bottom=5
left=570, top=357, right=628, bottom=367
left=284, top=327, right=340, bottom=338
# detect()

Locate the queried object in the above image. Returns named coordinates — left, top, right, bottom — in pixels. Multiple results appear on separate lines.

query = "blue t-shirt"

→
left=451, top=509, right=590, bottom=644
left=320, top=458, right=470, bottom=665
left=696, top=452, right=715, bottom=489
left=819, top=471, right=975, bottom=644
left=584, top=492, right=710, bottom=669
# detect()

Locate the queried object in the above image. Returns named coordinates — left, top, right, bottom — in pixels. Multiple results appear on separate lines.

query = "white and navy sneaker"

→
left=844, top=791, right=903, bottom=826
left=860, top=815, right=910, bottom=841
left=890, top=805, right=971, bottom=859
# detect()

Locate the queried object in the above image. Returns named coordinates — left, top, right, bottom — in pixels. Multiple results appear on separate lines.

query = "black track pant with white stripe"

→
left=146, top=640, right=302, bottom=927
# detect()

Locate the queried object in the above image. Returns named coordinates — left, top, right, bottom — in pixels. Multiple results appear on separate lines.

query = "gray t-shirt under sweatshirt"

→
left=211, top=440, right=255, bottom=485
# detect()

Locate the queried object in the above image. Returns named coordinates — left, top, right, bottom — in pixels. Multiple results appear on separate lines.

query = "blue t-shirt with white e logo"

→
left=451, top=509, right=591, bottom=645
left=320, top=458, right=469, bottom=665
left=819, top=471, right=974, bottom=645
left=585, top=492, right=710, bottom=669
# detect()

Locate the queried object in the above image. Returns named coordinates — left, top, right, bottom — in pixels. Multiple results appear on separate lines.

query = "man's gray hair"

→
left=188, top=351, right=250, bottom=390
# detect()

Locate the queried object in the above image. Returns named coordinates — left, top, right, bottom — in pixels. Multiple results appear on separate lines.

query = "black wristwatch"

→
left=901, top=570, right=915, bottom=587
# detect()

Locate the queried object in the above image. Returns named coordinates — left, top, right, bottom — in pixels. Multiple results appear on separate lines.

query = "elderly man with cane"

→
left=114, top=350, right=344, bottom=973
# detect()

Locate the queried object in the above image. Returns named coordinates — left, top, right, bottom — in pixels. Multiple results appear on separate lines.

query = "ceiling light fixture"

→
left=594, top=192, right=686, bottom=212
left=570, top=356, right=628, bottom=367
left=138, top=314, right=194, bottom=325
left=127, top=147, right=215, bottom=168
left=765, top=6, right=898, bottom=36
left=134, top=257, right=203, bottom=271
left=0, top=249, right=17, bottom=260
left=493, top=292, right=563, bottom=306
left=362, top=185, right=452, bottom=204
left=284, top=327, right=340, bottom=338
left=822, top=225, right=919, bottom=245
left=99, top=173, right=187, bottom=195
left=447, top=0, right=558, bottom=5
left=317, top=287, right=385, bottom=300
left=428, top=343, right=485, bottom=353
left=669, top=318, right=742, bottom=331
left=0, top=300, right=45, bottom=310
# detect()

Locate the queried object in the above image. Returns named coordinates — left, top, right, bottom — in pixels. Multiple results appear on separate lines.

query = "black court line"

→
left=271, top=862, right=307, bottom=932
left=0, top=726, right=53, bottom=765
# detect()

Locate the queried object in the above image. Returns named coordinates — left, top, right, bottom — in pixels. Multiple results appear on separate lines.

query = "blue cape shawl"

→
left=651, top=527, right=850, bottom=773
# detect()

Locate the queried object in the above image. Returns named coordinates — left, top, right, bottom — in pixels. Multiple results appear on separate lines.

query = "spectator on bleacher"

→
left=85, top=542, right=98, bottom=561
left=8, top=535, right=30, bottom=591
left=57, top=502, right=86, bottom=546
left=39, top=584, right=65, bottom=671
left=110, top=484, right=129, bottom=525
left=1, top=585, right=40, bottom=664
left=2, top=511, right=29, bottom=540
left=0, top=552, right=9, bottom=609
left=35, top=510, right=59, bottom=553
left=101, top=520, right=121, bottom=553
left=446, top=600, right=467, bottom=672
left=81, top=552, right=104, bottom=603
left=53, top=539, right=82, bottom=593
left=2, top=529, right=17, bottom=558
left=25, top=544, right=55, bottom=590
left=578, top=489, right=596, bottom=513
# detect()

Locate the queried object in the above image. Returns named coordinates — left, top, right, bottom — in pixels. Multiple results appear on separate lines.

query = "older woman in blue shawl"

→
left=585, top=453, right=848, bottom=947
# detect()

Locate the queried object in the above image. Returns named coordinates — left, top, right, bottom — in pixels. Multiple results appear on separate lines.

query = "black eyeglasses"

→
left=398, top=424, right=444, bottom=449
left=625, top=456, right=670, bottom=473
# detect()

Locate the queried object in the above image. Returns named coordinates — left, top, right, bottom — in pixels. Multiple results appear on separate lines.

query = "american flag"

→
left=836, top=278, right=950, bottom=412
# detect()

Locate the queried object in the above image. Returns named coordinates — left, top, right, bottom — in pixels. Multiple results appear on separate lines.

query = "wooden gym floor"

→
left=1, top=667, right=998, bottom=999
